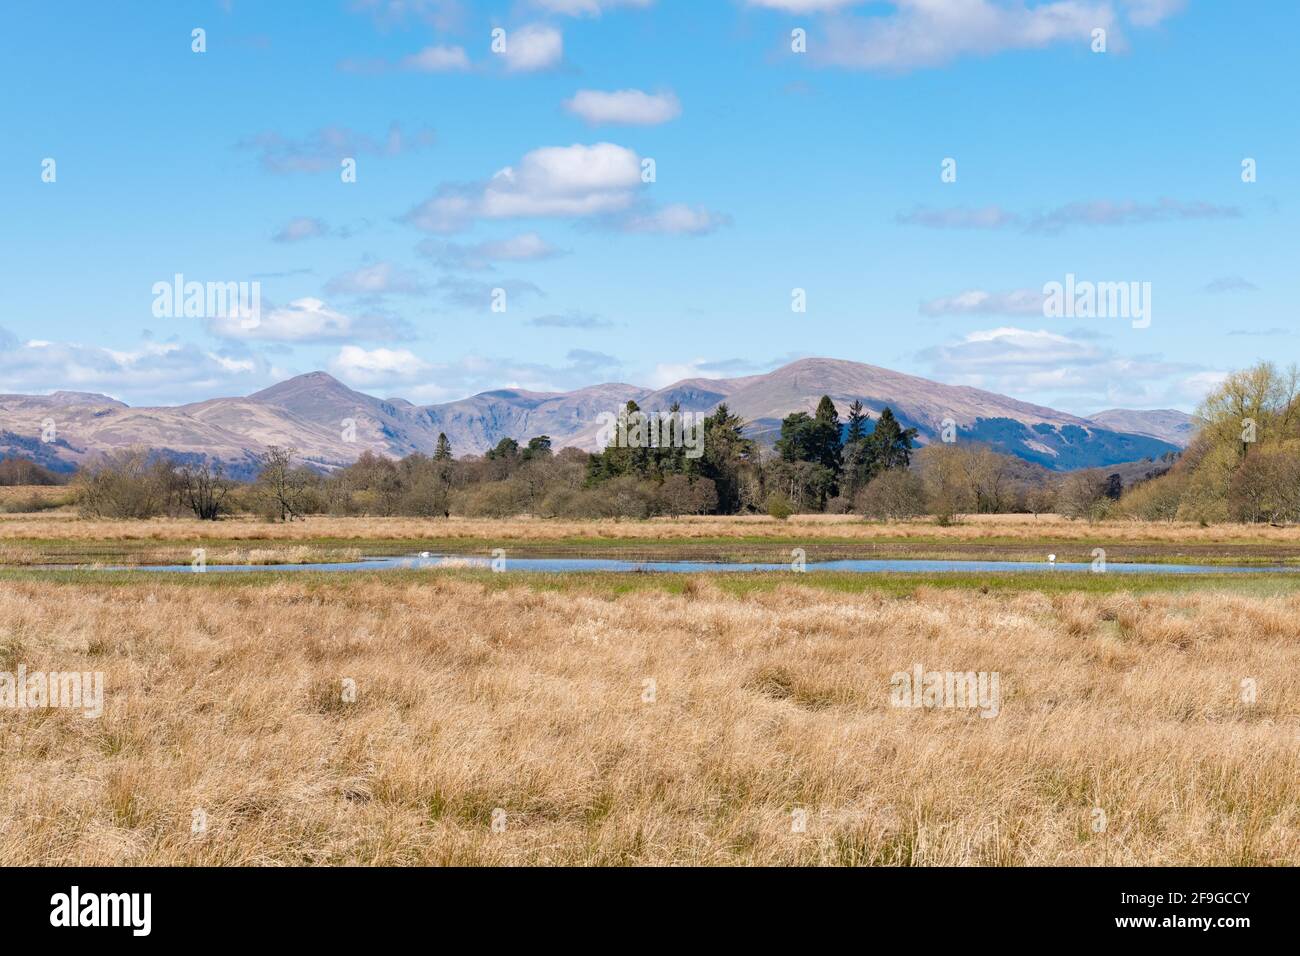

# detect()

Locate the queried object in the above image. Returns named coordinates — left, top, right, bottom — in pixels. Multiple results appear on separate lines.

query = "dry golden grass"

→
left=0, top=576, right=1295, bottom=865
left=6, top=512, right=1300, bottom=546
left=0, top=485, right=74, bottom=511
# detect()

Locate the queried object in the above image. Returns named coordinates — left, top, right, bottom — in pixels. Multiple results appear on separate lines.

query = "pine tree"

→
left=521, top=435, right=552, bottom=461
left=868, top=407, right=918, bottom=471
left=699, top=403, right=755, bottom=513
left=586, top=400, right=641, bottom=482
left=775, top=412, right=817, bottom=462
left=658, top=401, right=688, bottom=476
left=841, top=399, right=873, bottom=498
left=486, top=437, right=519, bottom=460
left=433, top=433, right=452, bottom=461
left=845, top=400, right=868, bottom=444
left=812, top=395, right=843, bottom=474
left=772, top=396, right=842, bottom=509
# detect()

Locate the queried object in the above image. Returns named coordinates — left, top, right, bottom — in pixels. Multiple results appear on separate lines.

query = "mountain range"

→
left=0, top=358, right=1194, bottom=478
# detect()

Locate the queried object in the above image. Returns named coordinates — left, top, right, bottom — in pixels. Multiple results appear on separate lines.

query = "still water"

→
left=103, top=555, right=1296, bottom=575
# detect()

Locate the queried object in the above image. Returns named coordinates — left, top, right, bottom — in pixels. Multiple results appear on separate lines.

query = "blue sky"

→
left=2, top=0, right=1295, bottom=413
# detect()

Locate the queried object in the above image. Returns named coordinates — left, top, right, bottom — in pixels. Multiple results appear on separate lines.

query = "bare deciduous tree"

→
left=179, top=460, right=230, bottom=520
left=256, top=446, right=312, bottom=521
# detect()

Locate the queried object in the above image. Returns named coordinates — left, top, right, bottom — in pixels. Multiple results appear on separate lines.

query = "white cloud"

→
left=819, top=0, right=1114, bottom=71
left=917, top=326, right=1213, bottom=408
left=272, top=217, right=329, bottom=243
left=348, top=0, right=465, bottom=30
left=936, top=326, right=1109, bottom=372
left=203, top=297, right=408, bottom=342
left=617, top=203, right=730, bottom=235
left=533, top=0, right=653, bottom=15
left=1174, top=371, right=1227, bottom=402
left=403, top=142, right=644, bottom=232
left=650, top=360, right=716, bottom=388
left=325, top=262, right=427, bottom=296
left=747, top=0, right=863, bottom=11
left=919, top=288, right=1045, bottom=316
left=896, top=205, right=1021, bottom=229
left=434, top=276, right=543, bottom=308
left=400, top=349, right=623, bottom=403
left=1204, top=276, right=1258, bottom=295
left=330, top=345, right=432, bottom=385
left=473, top=232, right=563, bottom=261
left=501, top=24, right=563, bottom=72
left=403, top=143, right=725, bottom=238
left=527, top=310, right=611, bottom=328
left=238, top=123, right=435, bottom=174
left=1029, top=198, right=1241, bottom=233
left=0, top=333, right=274, bottom=403
left=399, top=44, right=470, bottom=71
left=1122, top=0, right=1185, bottom=27
left=897, top=198, right=1242, bottom=234
left=419, top=232, right=566, bottom=270
left=329, top=347, right=622, bottom=400
left=564, top=89, right=681, bottom=125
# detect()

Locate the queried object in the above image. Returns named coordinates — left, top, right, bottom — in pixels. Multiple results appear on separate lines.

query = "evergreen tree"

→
left=586, top=400, right=641, bottom=483
left=521, top=435, right=553, bottom=461
left=486, top=437, right=519, bottom=460
left=812, top=395, right=843, bottom=475
left=775, top=412, right=818, bottom=463
left=433, top=433, right=453, bottom=461
left=867, top=407, right=918, bottom=471
left=657, top=401, right=688, bottom=477
left=774, top=396, right=843, bottom=505
left=842, top=438, right=875, bottom=499
left=699, top=403, right=755, bottom=513
left=840, top=399, right=874, bottom=498
left=845, top=400, right=869, bottom=444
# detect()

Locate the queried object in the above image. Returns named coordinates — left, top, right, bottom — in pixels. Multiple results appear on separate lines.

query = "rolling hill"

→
left=0, top=358, right=1190, bottom=476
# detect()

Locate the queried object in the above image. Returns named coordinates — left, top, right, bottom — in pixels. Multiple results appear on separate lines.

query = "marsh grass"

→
left=0, top=575, right=1294, bottom=865
left=7, top=512, right=1300, bottom=545
left=6, top=513, right=1300, bottom=568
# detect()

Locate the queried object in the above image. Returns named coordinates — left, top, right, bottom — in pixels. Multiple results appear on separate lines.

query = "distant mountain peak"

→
left=0, top=358, right=1191, bottom=474
left=251, top=370, right=352, bottom=398
left=46, top=390, right=128, bottom=408
left=1085, top=408, right=1197, bottom=447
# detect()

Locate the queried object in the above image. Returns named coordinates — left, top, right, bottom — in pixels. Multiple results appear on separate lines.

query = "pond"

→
left=97, top=554, right=1299, bottom=575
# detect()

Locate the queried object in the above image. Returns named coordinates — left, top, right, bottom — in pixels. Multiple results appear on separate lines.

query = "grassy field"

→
left=11, top=510, right=1300, bottom=543
left=0, top=484, right=73, bottom=514
left=0, top=568, right=1296, bottom=865
left=2, top=513, right=1297, bottom=866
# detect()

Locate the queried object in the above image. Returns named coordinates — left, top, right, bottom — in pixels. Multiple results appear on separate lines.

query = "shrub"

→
left=765, top=493, right=793, bottom=520
left=453, top=482, right=519, bottom=518
left=1056, top=469, right=1110, bottom=521
left=855, top=468, right=926, bottom=520
left=1116, top=471, right=1185, bottom=521
left=657, top=475, right=717, bottom=517
left=824, top=495, right=853, bottom=515
left=1227, top=446, right=1300, bottom=523
left=0, top=457, right=64, bottom=486
left=74, top=449, right=176, bottom=518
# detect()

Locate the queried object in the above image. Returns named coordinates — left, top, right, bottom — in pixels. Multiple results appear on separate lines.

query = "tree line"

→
left=1114, top=361, right=1300, bottom=523
left=59, top=395, right=1086, bottom=522
left=45, top=367, right=1300, bottom=525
